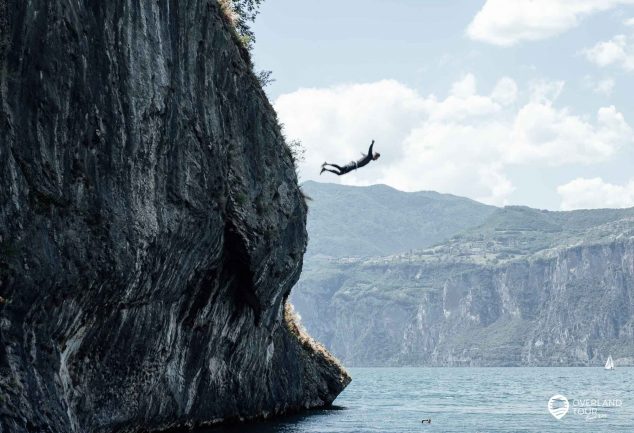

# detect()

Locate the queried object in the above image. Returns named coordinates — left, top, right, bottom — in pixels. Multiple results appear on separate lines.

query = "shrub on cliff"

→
left=219, top=0, right=263, bottom=51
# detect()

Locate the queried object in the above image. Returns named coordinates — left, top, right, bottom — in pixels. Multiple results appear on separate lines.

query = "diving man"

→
left=320, top=140, right=380, bottom=176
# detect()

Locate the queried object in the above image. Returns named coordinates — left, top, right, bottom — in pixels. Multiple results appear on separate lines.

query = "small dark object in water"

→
left=421, top=418, right=432, bottom=424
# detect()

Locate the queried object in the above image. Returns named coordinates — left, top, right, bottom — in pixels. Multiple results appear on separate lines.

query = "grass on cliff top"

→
left=285, top=302, right=349, bottom=377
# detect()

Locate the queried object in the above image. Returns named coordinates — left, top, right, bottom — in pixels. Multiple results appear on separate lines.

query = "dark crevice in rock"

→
left=223, top=219, right=262, bottom=325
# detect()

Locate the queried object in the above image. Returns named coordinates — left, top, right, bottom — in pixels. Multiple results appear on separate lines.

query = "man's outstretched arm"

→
left=368, top=140, right=375, bottom=157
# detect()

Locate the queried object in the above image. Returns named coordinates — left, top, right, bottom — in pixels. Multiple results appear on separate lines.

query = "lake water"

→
left=208, top=367, right=634, bottom=433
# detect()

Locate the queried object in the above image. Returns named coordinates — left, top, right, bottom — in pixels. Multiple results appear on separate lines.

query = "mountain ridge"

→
left=301, top=180, right=497, bottom=258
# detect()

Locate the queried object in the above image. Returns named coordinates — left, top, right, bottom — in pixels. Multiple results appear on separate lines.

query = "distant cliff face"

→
left=295, top=238, right=634, bottom=367
left=0, top=1, right=348, bottom=432
left=293, top=191, right=634, bottom=367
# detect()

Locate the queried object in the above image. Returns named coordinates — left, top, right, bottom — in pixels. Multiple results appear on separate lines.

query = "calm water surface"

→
left=208, top=367, right=634, bottom=433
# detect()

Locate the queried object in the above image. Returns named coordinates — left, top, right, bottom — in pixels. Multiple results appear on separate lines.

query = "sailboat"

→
left=605, top=355, right=615, bottom=370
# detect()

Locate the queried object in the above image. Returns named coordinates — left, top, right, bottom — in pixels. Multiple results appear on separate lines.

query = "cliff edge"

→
left=0, top=1, right=349, bottom=432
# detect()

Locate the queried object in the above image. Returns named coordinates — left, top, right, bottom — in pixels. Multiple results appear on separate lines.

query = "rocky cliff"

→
left=0, top=1, right=348, bottom=432
left=293, top=192, right=634, bottom=367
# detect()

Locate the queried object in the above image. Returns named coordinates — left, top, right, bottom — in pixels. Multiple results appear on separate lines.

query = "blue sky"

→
left=252, top=0, right=634, bottom=210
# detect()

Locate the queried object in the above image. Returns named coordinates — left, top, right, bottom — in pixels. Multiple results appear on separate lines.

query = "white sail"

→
left=605, top=356, right=614, bottom=370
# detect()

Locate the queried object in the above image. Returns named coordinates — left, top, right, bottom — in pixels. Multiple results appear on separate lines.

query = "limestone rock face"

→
left=296, top=239, right=634, bottom=367
left=0, top=1, right=349, bottom=431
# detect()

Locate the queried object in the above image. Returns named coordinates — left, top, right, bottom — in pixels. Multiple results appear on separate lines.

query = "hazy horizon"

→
left=302, top=179, right=634, bottom=211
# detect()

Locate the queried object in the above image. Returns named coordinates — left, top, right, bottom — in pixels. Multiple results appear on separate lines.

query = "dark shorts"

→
left=339, top=161, right=357, bottom=174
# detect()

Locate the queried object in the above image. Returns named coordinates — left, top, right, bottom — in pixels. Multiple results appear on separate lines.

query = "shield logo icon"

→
left=548, top=394, right=570, bottom=420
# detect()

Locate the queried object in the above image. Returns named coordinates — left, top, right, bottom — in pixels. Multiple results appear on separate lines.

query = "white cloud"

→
left=594, top=77, right=616, bottom=95
left=450, top=73, right=477, bottom=97
left=507, top=104, right=629, bottom=165
left=491, top=77, right=519, bottom=105
left=583, top=76, right=616, bottom=95
left=275, top=80, right=428, bottom=168
left=430, top=75, right=502, bottom=122
left=274, top=76, right=632, bottom=206
left=584, top=34, right=634, bottom=70
left=625, top=17, right=634, bottom=26
left=529, top=79, right=565, bottom=103
left=557, top=177, right=634, bottom=209
left=467, top=0, right=634, bottom=46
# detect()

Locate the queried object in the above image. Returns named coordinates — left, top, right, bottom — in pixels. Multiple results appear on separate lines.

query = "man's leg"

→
left=322, top=162, right=343, bottom=169
left=321, top=162, right=344, bottom=175
left=320, top=168, right=342, bottom=175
